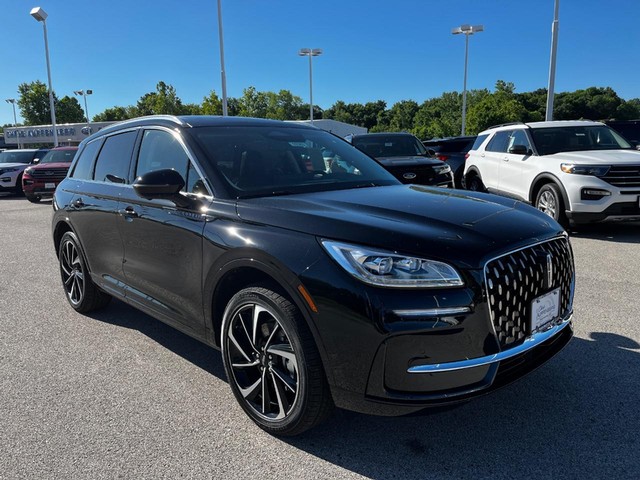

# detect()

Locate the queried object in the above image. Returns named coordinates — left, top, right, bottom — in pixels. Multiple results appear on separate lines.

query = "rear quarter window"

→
left=93, top=131, right=138, bottom=183
left=71, top=139, right=102, bottom=180
left=471, top=134, right=489, bottom=151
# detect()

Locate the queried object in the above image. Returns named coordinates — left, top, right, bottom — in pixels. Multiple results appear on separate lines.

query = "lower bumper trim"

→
left=407, top=314, right=572, bottom=373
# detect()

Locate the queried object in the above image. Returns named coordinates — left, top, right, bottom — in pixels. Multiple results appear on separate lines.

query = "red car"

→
left=22, top=147, right=78, bottom=203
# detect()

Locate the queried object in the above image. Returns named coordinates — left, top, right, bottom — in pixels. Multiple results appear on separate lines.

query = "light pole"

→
left=452, top=24, right=484, bottom=136
left=298, top=48, right=322, bottom=123
left=30, top=6, right=58, bottom=147
left=5, top=99, right=21, bottom=148
left=545, top=0, right=560, bottom=121
left=216, top=0, right=228, bottom=116
left=74, top=89, right=93, bottom=126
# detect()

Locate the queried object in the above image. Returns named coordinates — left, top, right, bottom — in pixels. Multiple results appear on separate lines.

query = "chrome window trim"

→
left=407, top=313, right=572, bottom=374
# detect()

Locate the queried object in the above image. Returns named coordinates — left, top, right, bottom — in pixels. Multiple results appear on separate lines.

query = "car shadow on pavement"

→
left=86, top=299, right=227, bottom=382
left=283, top=332, right=640, bottom=479
left=568, top=222, right=640, bottom=243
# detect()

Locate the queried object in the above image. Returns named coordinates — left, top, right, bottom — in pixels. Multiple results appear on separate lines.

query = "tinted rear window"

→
left=471, top=134, right=489, bottom=151
left=437, top=139, right=476, bottom=153
left=71, top=140, right=102, bottom=180
left=93, top=131, right=137, bottom=183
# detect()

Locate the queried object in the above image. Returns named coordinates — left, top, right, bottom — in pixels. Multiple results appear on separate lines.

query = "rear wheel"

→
left=13, top=174, right=25, bottom=196
left=58, top=231, right=112, bottom=313
left=221, top=287, right=333, bottom=436
left=26, top=194, right=41, bottom=203
left=465, top=172, right=486, bottom=192
left=535, top=183, right=567, bottom=227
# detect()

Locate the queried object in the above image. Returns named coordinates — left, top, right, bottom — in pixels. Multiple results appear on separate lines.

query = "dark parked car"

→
left=422, top=136, right=476, bottom=188
left=22, top=146, right=78, bottom=202
left=52, top=116, right=574, bottom=435
left=348, top=132, right=454, bottom=187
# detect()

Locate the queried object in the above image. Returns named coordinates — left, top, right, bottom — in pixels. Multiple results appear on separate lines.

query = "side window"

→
left=186, top=162, right=210, bottom=195
left=485, top=131, right=511, bottom=153
left=508, top=130, right=532, bottom=151
left=471, top=134, right=489, bottom=151
left=71, top=139, right=102, bottom=180
left=136, top=129, right=189, bottom=181
left=93, top=131, right=137, bottom=183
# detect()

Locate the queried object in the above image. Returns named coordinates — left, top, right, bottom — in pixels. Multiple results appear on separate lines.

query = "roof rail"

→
left=487, top=121, right=527, bottom=130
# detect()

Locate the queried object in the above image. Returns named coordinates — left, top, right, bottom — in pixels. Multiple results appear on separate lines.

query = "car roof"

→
left=350, top=132, right=416, bottom=139
left=88, top=115, right=318, bottom=142
left=481, top=120, right=605, bottom=134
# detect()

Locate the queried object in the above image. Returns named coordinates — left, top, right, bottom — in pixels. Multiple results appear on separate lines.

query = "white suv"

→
left=463, top=120, right=640, bottom=226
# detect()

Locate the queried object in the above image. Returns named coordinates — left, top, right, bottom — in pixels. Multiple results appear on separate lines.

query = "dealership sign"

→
left=4, top=121, right=115, bottom=145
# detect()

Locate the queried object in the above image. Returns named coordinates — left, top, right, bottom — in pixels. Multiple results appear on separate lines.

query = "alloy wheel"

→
left=226, top=303, right=299, bottom=421
left=60, top=239, right=85, bottom=306
left=537, top=190, right=557, bottom=219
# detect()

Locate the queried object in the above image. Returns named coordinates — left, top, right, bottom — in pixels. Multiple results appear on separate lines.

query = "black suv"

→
left=52, top=116, right=574, bottom=435
left=348, top=132, right=454, bottom=187
left=422, top=136, right=476, bottom=188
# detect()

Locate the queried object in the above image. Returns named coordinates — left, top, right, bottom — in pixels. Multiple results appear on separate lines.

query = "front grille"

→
left=601, top=165, right=640, bottom=187
left=386, top=165, right=443, bottom=184
left=484, top=238, right=574, bottom=349
left=31, top=167, right=69, bottom=180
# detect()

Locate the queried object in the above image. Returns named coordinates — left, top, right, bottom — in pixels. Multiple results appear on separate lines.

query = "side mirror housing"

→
left=32, top=158, right=41, bottom=165
left=508, top=144, right=530, bottom=155
left=133, top=169, right=190, bottom=207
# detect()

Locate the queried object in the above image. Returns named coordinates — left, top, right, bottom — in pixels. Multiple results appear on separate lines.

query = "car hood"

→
left=375, top=156, right=444, bottom=167
left=236, top=185, right=563, bottom=269
left=0, top=163, right=29, bottom=170
left=549, top=149, right=640, bottom=164
left=31, top=162, right=72, bottom=169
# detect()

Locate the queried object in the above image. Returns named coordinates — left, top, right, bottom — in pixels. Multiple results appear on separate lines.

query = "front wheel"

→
left=26, top=194, right=41, bottom=203
left=535, top=183, right=567, bottom=227
left=221, top=287, right=333, bottom=436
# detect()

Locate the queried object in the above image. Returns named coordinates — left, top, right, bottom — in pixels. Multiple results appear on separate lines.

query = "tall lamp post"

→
left=545, top=0, right=560, bottom=121
left=216, top=0, right=228, bottom=116
left=298, top=48, right=322, bottom=123
left=73, top=89, right=93, bottom=126
left=30, top=6, right=58, bottom=147
left=5, top=99, right=21, bottom=148
left=452, top=24, right=484, bottom=136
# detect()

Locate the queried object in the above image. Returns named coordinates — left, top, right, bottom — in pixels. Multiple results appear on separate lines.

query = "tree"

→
left=238, top=86, right=269, bottom=118
left=56, top=96, right=85, bottom=123
left=17, top=81, right=56, bottom=125
left=136, top=81, right=184, bottom=116
left=93, top=106, right=138, bottom=122
left=466, top=81, right=527, bottom=134
left=554, top=87, right=623, bottom=121
left=201, top=90, right=223, bottom=115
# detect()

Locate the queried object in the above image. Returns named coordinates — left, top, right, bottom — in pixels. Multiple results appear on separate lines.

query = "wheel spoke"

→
left=228, top=329, right=253, bottom=363
left=64, top=273, right=74, bottom=286
left=252, top=305, right=267, bottom=346
left=264, top=323, right=280, bottom=350
left=267, top=344, right=298, bottom=371
left=270, top=371, right=289, bottom=419
left=231, top=359, right=260, bottom=368
left=70, top=279, right=77, bottom=302
left=260, top=368, right=271, bottom=414
left=60, top=262, right=71, bottom=276
left=271, top=365, right=297, bottom=393
left=239, top=376, right=262, bottom=401
left=237, top=310, right=259, bottom=353
left=74, top=276, right=83, bottom=298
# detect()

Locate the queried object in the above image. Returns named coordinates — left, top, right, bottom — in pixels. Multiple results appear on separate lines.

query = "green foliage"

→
left=17, top=81, right=55, bottom=125
left=466, top=82, right=527, bottom=134
left=201, top=91, right=222, bottom=115
left=93, top=106, right=138, bottom=122
left=56, top=96, right=85, bottom=123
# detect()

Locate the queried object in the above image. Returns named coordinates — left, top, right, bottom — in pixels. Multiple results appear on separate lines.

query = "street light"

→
left=216, top=0, right=228, bottom=116
left=73, top=89, right=93, bottom=126
left=298, top=48, right=322, bottom=123
left=452, top=24, right=484, bottom=136
left=5, top=99, right=21, bottom=148
left=30, top=6, right=58, bottom=147
left=545, top=0, right=560, bottom=121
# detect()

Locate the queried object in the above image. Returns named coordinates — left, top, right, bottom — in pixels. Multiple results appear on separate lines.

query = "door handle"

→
left=503, top=157, right=510, bottom=162
left=118, top=206, right=139, bottom=218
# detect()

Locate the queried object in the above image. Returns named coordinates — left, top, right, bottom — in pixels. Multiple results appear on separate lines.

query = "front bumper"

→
left=22, top=177, right=60, bottom=198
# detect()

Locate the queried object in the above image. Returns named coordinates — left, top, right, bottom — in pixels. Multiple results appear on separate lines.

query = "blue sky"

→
left=1, top=0, right=639, bottom=126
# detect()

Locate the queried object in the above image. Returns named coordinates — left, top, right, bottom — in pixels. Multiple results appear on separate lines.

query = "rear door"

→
left=476, top=131, right=510, bottom=190
left=499, top=129, right=534, bottom=199
left=118, top=127, right=210, bottom=334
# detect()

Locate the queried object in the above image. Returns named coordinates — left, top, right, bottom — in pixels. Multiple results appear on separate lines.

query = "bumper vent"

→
left=484, top=237, right=574, bottom=349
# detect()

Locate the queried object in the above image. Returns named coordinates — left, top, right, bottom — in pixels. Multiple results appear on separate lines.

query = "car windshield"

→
left=0, top=151, right=35, bottom=164
left=352, top=135, right=428, bottom=158
left=190, top=126, right=399, bottom=198
left=40, top=149, right=77, bottom=164
left=530, top=126, right=633, bottom=155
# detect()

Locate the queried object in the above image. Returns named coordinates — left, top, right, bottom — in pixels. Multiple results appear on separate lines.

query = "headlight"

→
left=24, top=167, right=34, bottom=176
left=321, top=240, right=464, bottom=288
left=560, top=164, right=610, bottom=176
left=434, top=164, right=452, bottom=175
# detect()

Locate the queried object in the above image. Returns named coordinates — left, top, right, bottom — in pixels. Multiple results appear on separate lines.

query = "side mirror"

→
left=32, top=158, right=41, bottom=165
left=508, top=144, right=530, bottom=155
left=133, top=169, right=190, bottom=207
left=426, top=148, right=437, bottom=157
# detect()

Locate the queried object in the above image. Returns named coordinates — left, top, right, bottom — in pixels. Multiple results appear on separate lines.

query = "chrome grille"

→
left=484, top=237, right=574, bottom=349
left=601, top=165, right=640, bottom=187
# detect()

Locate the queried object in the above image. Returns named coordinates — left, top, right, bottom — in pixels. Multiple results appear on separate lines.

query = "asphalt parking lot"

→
left=1, top=196, right=639, bottom=480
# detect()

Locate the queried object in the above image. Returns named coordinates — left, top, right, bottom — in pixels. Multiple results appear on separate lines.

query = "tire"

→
left=26, top=194, right=41, bottom=203
left=465, top=172, right=486, bottom=192
left=13, top=174, right=25, bottom=196
left=535, top=183, right=568, bottom=227
left=58, top=231, right=112, bottom=313
left=221, top=287, right=334, bottom=436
